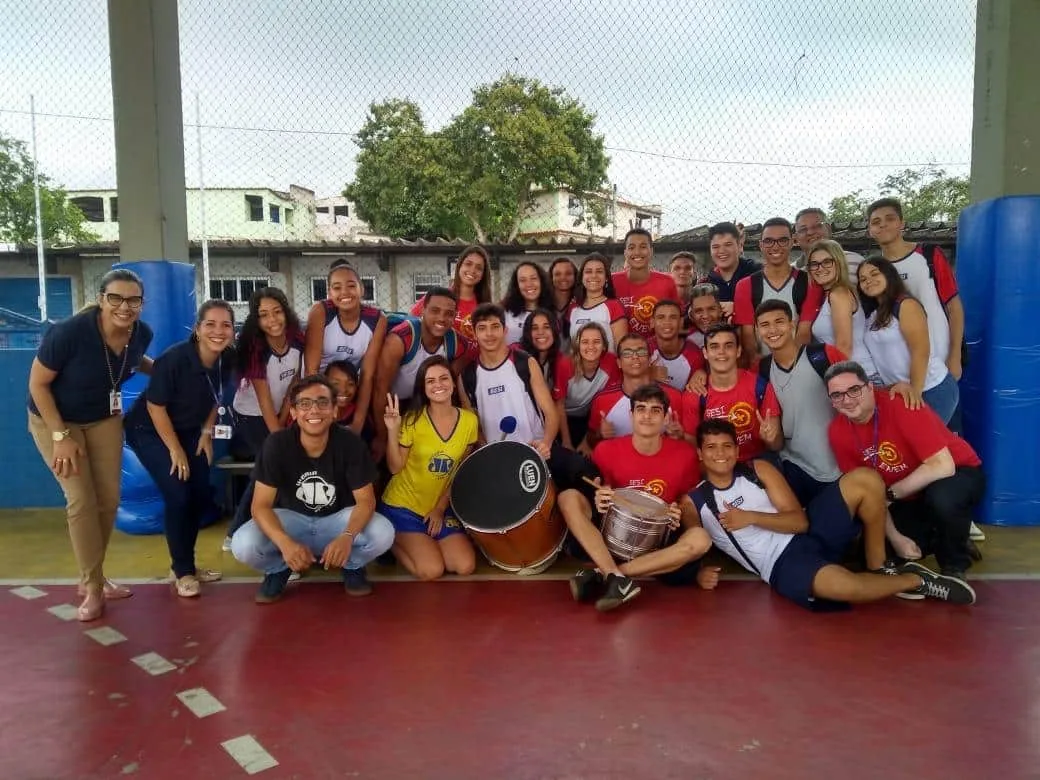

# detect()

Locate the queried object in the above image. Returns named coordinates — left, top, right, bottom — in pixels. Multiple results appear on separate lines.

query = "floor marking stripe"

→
left=47, top=604, right=80, bottom=621
left=84, top=627, right=127, bottom=645
left=176, top=687, right=226, bottom=718
left=222, top=735, right=279, bottom=775
left=131, top=652, right=176, bottom=676
left=9, top=585, right=48, bottom=599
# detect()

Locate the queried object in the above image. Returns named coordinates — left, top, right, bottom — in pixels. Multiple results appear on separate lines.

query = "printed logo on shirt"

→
left=728, top=401, right=755, bottom=433
left=295, top=471, right=337, bottom=511
left=279, top=368, right=297, bottom=382
left=487, top=384, right=506, bottom=396
left=427, top=453, right=455, bottom=475
left=633, top=295, right=658, bottom=325
left=728, top=495, right=745, bottom=508
left=336, top=345, right=355, bottom=356
left=643, top=478, right=667, bottom=497
left=862, top=443, right=907, bottom=475
left=459, top=315, right=474, bottom=340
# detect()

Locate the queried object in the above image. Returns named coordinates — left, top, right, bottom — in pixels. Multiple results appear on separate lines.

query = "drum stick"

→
left=581, top=475, right=601, bottom=489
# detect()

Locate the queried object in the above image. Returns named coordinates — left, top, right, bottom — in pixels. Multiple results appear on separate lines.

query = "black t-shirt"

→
left=28, top=309, right=153, bottom=423
left=255, top=425, right=376, bottom=517
left=124, top=340, right=234, bottom=434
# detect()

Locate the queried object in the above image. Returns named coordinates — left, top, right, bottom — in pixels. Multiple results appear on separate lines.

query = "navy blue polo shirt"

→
left=28, top=309, right=153, bottom=424
left=707, top=256, right=761, bottom=303
left=124, top=340, right=234, bottom=435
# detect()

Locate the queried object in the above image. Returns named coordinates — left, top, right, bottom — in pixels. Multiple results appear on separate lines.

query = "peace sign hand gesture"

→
left=756, top=409, right=780, bottom=444
left=384, top=393, right=402, bottom=434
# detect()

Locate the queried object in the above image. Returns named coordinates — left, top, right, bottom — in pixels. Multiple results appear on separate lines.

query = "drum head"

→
left=611, top=488, right=670, bottom=519
left=450, top=441, right=550, bottom=532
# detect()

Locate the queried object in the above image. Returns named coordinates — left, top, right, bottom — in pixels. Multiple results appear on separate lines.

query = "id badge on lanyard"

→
left=207, top=359, right=233, bottom=440
left=109, top=390, right=123, bottom=415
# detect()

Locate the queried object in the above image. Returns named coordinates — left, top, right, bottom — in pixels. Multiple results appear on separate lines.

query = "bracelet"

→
left=342, top=530, right=356, bottom=539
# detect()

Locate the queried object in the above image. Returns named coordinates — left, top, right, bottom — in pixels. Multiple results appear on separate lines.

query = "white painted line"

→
left=84, top=627, right=128, bottom=646
left=131, top=652, right=177, bottom=676
left=176, top=687, right=226, bottom=718
left=47, top=604, right=80, bottom=621
left=10, top=585, right=47, bottom=600
left=222, top=735, right=279, bottom=775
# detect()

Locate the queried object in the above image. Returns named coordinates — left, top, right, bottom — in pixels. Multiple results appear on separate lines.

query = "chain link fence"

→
left=2, top=0, right=976, bottom=313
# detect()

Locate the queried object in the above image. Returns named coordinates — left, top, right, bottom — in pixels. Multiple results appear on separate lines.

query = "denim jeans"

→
left=231, top=507, right=395, bottom=574
left=922, top=372, right=961, bottom=434
left=226, top=413, right=272, bottom=538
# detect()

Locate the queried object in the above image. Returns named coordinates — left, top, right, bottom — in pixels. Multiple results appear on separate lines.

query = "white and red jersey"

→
left=553, top=352, right=620, bottom=416
left=611, top=271, right=679, bottom=338
left=567, top=298, right=626, bottom=353
left=592, top=435, right=700, bottom=504
left=467, top=350, right=545, bottom=444
left=829, top=392, right=980, bottom=490
left=681, top=370, right=781, bottom=462
left=648, top=338, right=706, bottom=391
left=318, top=303, right=383, bottom=371
left=588, top=382, right=684, bottom=440
left=411, top=296, right=479, bottom=341
left=890, top=244, right=958, bottom=364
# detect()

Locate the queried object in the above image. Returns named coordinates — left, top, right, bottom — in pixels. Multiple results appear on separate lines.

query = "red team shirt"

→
left=681, top=370, right=781, bottom=462
left=592, top=436, right=700, bottom=504
left=587, top=383, right=684, bottom=438
left=611, top=271, right=680, bottom=337
left=731, top=269, right=824, bottom=327
left=411, top=296, right=479, bottom=340
left=828, top=392, right=981, bottom=489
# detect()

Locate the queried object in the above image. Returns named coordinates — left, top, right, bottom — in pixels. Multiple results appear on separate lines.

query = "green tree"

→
left=345, top=76, right=610, bottom=242
left=827, top=165, right=969, bottom=224
left=0, top=132, right=98, bottom=245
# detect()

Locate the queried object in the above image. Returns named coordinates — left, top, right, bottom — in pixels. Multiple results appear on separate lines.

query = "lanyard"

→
left=849, top=408, right=880, bottom=467
left=204, top=355, right=225, bottom=419
left=99, top=316, right=132, bottom=391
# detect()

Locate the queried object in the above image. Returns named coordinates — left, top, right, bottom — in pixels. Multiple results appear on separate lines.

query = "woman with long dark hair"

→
left=857, top=257, right=959, bottom=428
left=380, top=356, right=478, bottom=580
left=125, top=300, right=236, bottom=598
left=568, top=253, right=627, bottom=353
left=27, top=269, right=153, bottom=621
left=501, top=261, right=554, bottom=345
left=520, top=308, right=563, bottom=402
left=553, top=321, right=620, bottom=452
left=411, top=245, right=491, bottom=340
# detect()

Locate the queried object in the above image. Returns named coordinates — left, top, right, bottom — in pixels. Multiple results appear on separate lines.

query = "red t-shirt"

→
left=411, top=296, right=479, bottom=340
left=732, top=269, right=824, bottom=326
left=611, top=271, right=680, bottom=337
left=588, top=382, right=684, bottom=438
left=828, top=392, right=981, bottom=488
left=592, top=435, right=700, bottom=504
left=681, top=369, right=781, bottom=462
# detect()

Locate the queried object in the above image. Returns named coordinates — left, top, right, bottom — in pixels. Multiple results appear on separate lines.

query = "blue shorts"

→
left=378, top=503, right=464, bottom=542
left=769, top=482, right=858, bottom=611
left=781, top=459, right=836, bottom=507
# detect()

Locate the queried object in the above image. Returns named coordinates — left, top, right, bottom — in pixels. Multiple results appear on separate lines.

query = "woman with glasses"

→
left=380, top=356, right=478, bottom=580
left=857, top=258, right=959, bottom=429
left=27, top=269, right=153, bottom=621
left=124, top=300, right=236, bottom=598
left=806, top=240, right=879, bottom=383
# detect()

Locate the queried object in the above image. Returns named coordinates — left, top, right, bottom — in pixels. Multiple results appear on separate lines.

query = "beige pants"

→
left=29, top=412, right=125, bottom=587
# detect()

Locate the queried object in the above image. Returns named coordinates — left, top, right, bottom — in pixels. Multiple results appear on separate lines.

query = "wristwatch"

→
left=51, top=429, right=71, bottom=442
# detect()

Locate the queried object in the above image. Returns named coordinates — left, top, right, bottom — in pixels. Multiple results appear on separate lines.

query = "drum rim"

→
left=609, top=487, right=670, bottom=518
left=450, top=440, right=551, bottom=533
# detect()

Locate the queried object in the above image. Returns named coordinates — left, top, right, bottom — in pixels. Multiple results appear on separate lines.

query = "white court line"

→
left=176, top=687, right=226, bottom=718
left=222, top=735, right=279, bottom=775
left=9, top=585, right=48, bottom=599
left=84, top=627, right=127, bottom=646
left=131, top=652, right=177, bottom=676
left=47, top=604, right=80, bottom=621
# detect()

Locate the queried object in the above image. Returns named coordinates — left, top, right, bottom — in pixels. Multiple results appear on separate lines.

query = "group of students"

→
left=25, top=195, right=985, bottom=620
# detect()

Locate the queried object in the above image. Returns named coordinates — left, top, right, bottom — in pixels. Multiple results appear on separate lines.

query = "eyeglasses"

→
left=828, top=383, right=868, bottom=403
left=619, top=348, right=649, bottom=359
left=103, top=293, right=144, bottom=310
left=759, top=237, right=791, bottom=248
left=807, top=258, right=836, bottom=272
left=294, top=398, right=333, bottom=411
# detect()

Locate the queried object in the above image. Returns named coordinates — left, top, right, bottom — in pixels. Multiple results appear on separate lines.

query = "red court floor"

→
left=0, top=579, right=1032, bottom=779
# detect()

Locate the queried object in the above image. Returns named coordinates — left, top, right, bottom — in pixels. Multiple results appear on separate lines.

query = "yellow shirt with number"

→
left=381, top=408, right=479, bottom=517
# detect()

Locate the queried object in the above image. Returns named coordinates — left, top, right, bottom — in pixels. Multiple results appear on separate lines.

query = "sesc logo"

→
left=518, top=459, right=541, bottom=493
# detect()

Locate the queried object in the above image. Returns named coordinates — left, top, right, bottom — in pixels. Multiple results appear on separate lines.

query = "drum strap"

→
left=692, top=473, right=762, bottom=577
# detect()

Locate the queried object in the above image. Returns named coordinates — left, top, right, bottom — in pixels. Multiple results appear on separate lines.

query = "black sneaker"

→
left=871, top=560, right=924, bottom=600
left=899, top=561, right=976, bottom=605
left=594, top=573, right=641, bottom=612
left=255, top=569, right=292, bottom=604
left=343, top=567, right=373, bottom=597
left=569, top=569, right=603, bottom=603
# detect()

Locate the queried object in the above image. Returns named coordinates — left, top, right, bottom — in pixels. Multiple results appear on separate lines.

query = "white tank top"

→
left=473, top=354, right=545, bottom=444
left=697, top=471, right=793, bottom=582
left=319, top=305, right=381, bottom=371
left=503, top=310, right=531, bottom=346
left=811, top=291, right=878, bottom=379
left=392, top=340, right=449, bottom=401
left=232, top=345, right=303, bottom=417
left=863, top=301, right=947, bottom=391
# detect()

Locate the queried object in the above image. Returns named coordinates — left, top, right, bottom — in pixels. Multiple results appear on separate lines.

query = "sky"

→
left=0, top=0, right=977, bottom=235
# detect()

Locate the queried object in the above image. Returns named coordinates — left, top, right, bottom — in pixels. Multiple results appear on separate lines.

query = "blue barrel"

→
left=958, top=196, right=1040, bottom=525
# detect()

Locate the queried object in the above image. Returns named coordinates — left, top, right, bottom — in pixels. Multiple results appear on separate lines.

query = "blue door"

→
left=0, top=277, right=73, bottom=320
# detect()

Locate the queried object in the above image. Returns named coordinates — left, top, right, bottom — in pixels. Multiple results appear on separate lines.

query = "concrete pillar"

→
left=970, top=0, right=1040, bottom=202
left=107, top=0, right=188, bottom=262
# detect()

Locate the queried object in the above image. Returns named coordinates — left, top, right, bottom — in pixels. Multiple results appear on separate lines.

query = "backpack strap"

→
left=757, top=355, right=773, bottom=382
left=511, top=348, right=541, bottom=413
left=753, top=373, right=770, bottom=408
left=792, top=271, right=808, bottom=314
left=691, top=467, right=762, bottom=576
left=460, top=361, right=478, bottom=409
left=750, top=272, right=764, bottom=311
left=919, top=243, right=937, bottom=278
left=805, top=343, right=832, bottom=382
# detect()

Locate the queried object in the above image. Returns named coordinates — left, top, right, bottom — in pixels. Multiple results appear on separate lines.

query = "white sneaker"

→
left=221, top=536, right=233, bottom=552
left=969, top=522, right=986, bottom=542
left=288, top=571, right=302, bottom=582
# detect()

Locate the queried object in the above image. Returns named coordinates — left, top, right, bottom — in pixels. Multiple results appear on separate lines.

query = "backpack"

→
left=698, top=373, right=770, bottom=420
left=918, top=243, right=969, bottom=367
left=750, top=270, right=809, bottom=317
left=758, top=342, right=833, bottom=383
left=690, top=463, right=766, bottom=575
left=392, top=315, right=462, bottom=364
left=460, top=348, right=539, bottom=415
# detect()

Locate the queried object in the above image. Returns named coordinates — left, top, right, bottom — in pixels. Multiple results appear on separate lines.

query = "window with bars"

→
left=311, top=276, right=377, bottom=305
left=245, top=195, right=263, bottom=222
left=209, top=277, right=269, bottom=303
left=412, top=273, right=446, bottom=303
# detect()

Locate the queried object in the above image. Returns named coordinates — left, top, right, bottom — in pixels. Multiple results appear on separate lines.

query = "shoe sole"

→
left=900, top=561, right=976, bottom=605
left=595, top=585, right=642, bottom=612
left=255, top=592, right=284, bottom=604
left=569, top=576, right=596, bottom=603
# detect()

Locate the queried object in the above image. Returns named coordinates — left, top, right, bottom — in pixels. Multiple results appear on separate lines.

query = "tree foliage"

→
left=0, top=132, right=98, bottom=246
left=345, top=76, right=610, bottom=242
left=827, top=165, right=969, bottom=224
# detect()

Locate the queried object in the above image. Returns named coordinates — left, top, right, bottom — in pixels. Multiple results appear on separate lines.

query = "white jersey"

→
left=568, top=299, right=625, bottom=353
left=890, top=249, right=952, bottom=364
left=473, top=353, right=545, bottom=444
left=503, top=310, right=531, bottom=346
left=695, top=470, right=793, bottom=583
left=811, top=292, right=878, bottom=379
left=233, top=345, right=303, bottom=417
left=863, top=302, right=947, bottom=392
left=392, top=340, right=449, bottom=401
left=319, top=304, right=382, bottom=371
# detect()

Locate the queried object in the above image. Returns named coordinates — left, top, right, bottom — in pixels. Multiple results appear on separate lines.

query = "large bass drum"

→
left=449, top=441, right=565, bottom=575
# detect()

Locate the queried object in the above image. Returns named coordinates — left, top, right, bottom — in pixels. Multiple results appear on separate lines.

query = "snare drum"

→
left=449, top=441, right=566, bottom=574
left=602, top=488, right=673, bottom=561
